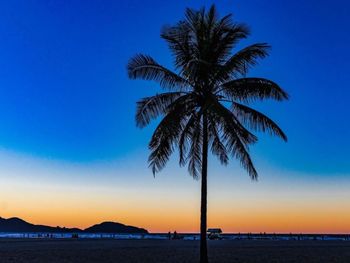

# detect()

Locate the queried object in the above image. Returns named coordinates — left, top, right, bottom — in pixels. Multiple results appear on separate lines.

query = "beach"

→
left=0, top=239, right=349, bottom=263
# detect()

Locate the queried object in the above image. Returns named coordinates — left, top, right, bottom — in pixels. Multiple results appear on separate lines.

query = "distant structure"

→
left=207, top=228, right=222, bottom=240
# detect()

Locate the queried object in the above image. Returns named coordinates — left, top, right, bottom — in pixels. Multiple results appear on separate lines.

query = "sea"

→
left=0, top=233, right=349, bottom=241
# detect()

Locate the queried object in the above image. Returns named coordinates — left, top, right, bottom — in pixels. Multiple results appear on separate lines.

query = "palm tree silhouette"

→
left=128, top=5, right=288, bottom=263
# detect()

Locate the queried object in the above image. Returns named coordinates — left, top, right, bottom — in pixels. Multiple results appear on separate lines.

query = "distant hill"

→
left=84, top=221, right=148, bottom=234
left=0, top=217, right=148, bottom=234
left=0, top=217, right=81, bottom=233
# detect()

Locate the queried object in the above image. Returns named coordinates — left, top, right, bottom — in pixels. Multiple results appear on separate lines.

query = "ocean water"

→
left=0, top=233, right=349, bottom=241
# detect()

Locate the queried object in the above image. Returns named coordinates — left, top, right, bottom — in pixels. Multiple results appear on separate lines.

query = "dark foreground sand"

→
left=0, top=239, right=349, bottom=263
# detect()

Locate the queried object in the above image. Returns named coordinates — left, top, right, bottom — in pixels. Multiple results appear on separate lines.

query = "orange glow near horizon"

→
left=0, top=150, right=349, bottom=234
left=2, top=183, right=350, bottom=234
left=1, top=202, right=350, bottom=234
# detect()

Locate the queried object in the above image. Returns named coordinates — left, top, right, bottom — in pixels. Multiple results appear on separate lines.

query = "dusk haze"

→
left=0, top=1, right=349, bottom=263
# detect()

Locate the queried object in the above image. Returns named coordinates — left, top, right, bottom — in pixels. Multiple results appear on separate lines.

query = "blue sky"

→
left=0, top=0, right=348, bottom=173
left=0, top=0, right=349, bottom=231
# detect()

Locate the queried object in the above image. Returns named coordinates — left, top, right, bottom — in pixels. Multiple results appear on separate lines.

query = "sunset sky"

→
left=0, top=0, right=349, bottom=233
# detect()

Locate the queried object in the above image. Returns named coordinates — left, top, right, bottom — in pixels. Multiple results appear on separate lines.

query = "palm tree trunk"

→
left=200, top=113, right=209, bottom=263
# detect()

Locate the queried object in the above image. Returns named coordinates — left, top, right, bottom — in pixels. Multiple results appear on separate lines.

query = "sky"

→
left=0, top=0, right=349, bottom=233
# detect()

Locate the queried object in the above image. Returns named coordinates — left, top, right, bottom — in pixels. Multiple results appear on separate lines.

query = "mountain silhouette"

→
left=85, top=222, right=148, bottom=234
left=0, top=217, right=148, bottom=234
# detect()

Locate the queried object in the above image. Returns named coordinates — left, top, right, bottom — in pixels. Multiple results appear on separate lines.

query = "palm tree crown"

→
left=128, top=5, right=288, bottom=180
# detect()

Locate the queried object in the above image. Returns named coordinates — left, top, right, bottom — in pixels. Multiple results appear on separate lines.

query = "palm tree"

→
left=128, top=5, right=288, bottom=263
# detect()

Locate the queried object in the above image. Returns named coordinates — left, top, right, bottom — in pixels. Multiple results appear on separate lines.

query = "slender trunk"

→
left=200, top=113, right=209, bottom=263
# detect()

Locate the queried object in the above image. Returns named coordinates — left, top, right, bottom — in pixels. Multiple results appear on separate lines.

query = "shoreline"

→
left=0, top=232, right=349, bottom=241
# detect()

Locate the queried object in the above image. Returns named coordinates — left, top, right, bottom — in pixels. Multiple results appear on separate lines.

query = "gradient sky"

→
left=0, top=0, right=349, bottom=233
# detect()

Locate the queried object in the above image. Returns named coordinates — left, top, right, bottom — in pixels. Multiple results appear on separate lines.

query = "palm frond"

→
left=136, top=92, right=185, bottom=128
left=208, top=117, right=229, bottom=165
left=161, top=22, right=194, bottom=71
left=211, top=21, right=250, bottom=63
left=208, top=100, right=258, bottom=145
left=233, top=102, right=287, bottom=141
left=187, top=120, right=202, bottom=179
left=127, top=54, right=191, bottom=90
left=222, top=121, right=258, bottom=179
left=220, top=77, right=289, bottom=102
left=148, top=94, right=196, bottom=175
left=207, top=101, right=258, bottom=178
left=214, top=43, right=270, bottom=84
left=148, top=112, right=187, bottom=176
left=178, top=111, right=202, bottom=167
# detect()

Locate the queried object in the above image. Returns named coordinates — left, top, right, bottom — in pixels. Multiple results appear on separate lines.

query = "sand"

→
left=0, top=239, right=349, bottom=262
